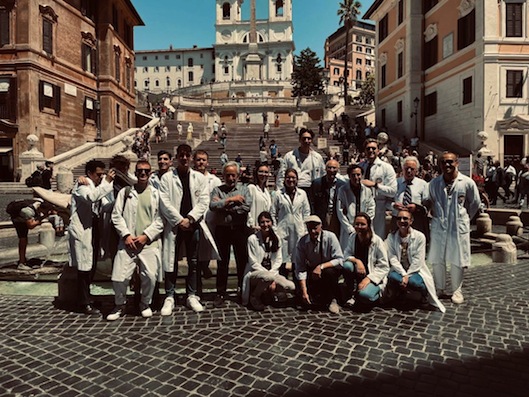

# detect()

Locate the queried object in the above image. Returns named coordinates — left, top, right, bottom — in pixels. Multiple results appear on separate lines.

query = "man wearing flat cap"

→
left=294, top=215, right=344, bottom=313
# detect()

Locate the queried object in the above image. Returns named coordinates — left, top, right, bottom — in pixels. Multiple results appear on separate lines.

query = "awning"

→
left=0, top=147, right=12, bottom=154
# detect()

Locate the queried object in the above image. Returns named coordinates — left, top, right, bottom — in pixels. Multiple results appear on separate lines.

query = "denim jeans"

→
left=343, top=259, right=381, bottom=303
left=388, top=270, right=426, bottom=295
left=165, top=227, right=200, bottom=298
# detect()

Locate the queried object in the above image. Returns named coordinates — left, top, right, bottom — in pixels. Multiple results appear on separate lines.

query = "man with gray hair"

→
left=209, top=161, right=253, bottom=307
left=391, top=156, right=430, bottom=240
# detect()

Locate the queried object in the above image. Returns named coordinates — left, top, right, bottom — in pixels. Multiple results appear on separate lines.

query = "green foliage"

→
left=291, top=48, right=324, bottom=97
left=358, top=73, right=375, bottom=106
left=337, top=0, right=362, bottom=27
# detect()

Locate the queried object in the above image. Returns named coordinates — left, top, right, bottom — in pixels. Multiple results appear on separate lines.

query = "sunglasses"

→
left=366, top=147, right=377, bottom=151
left=443, top=160, right=455, bottom=165
left=136, top=169, right=151, bottom=175
left=301, top=136, right=312, bottom=141
left=404, top=167, right=416, bottom=171
left=397, top=216, right=410, bottom=221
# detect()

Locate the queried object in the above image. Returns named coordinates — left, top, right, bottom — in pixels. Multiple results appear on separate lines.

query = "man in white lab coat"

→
left=359, top=138, right=397, bottom=238
left=428, top=152, right=480, bottom=304
left=107, top=160, right=164, bottom=320
left=69, top=160, right=115, bottom=315
left=159, top=144, right=213, bottom=314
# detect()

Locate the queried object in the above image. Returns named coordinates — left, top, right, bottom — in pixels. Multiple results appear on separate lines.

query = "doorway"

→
left=504, top=134, right=524, bottom=169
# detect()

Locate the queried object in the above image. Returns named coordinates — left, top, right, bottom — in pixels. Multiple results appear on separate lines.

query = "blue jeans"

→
left=388, top=270, right=426, bottom=295
left=343, top=260, right=381, bottom=303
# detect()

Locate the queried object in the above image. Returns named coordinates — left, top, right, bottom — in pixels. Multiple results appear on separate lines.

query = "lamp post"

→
left=411, top=96, right=420, bottom=138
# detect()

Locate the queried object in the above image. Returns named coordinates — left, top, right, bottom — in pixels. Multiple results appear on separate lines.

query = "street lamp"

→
left=411, top=96, right=420, bottom=138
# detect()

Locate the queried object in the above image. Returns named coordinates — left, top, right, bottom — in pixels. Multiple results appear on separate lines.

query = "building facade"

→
left=365, top=0, right=529, bottom=164
left=134, top=46, right=215, bottom=94
left=0, top=0, right=143, bottom=181
left=134, top=0, right=295, bottom=99
left=324, top=21, right=376, bottom=93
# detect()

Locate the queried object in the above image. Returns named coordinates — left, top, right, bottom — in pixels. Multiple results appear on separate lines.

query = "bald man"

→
left=309, top=159, right=346, bottom=237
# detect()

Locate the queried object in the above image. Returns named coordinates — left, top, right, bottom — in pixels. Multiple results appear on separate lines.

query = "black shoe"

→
left=81, top=304, right=101, bottom=315
left=213, top=294, right=225, bottom=308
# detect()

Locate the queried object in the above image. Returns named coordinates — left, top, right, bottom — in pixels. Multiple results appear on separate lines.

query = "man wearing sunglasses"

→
left=107, top=160, right=164, bottom=320
left=427, top=152, right=480, bottom=304
left=385, top=210, right=445, bottom=312
left=359, top=138, right=397, bottom=238
left=391, top=156, right=430, bottom=240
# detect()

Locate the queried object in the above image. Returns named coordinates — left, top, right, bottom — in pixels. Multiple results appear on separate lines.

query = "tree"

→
left=291, top=48, right=324, bottom=98
left=337, top=0, right=361, bottom=106
left=358, top=73, right=375, bottom=107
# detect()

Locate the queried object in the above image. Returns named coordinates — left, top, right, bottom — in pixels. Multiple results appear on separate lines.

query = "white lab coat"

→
left=385, top=228, right=445, bottom=312
left=336, top=183, right=376, bottom=248
left=247, top=184, right=272, bottom=228
left=359, top=158, right=397, bottom=237
left=427, top=172, right=480, bottom=268
left=241, top=231, right=283, bottom=306
left=276, top=148, right=326, bottom=189
left=159, top=168, right=218, bottom=272
left=270, top=188, right=311, bottom=262
left=111, top=185, right=164, bottom=282
left=198, top=172, right=222, bottom=262
left=343, top=233, right=389, bottom=289
left=68, top=178, right=113, bottom=271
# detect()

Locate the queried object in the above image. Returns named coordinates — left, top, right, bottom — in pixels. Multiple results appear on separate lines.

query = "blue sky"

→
left=131, top=0, right=375, bottom=62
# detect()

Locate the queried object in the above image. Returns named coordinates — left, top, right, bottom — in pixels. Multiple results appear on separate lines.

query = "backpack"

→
left=6, top=199, right=37, bottom=219
left=25, top=170, right=43, bottom=187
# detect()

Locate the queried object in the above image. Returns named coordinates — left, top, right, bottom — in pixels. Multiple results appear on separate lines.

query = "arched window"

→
left=275, top=0, right=284, bottom=16
left=144, top=79, right=149, bottom=88
left=356, top=70, right=362, bottom=80
left=166, top=77, right=171, bottom=87
left=154, top=79, right=160, bottom=87
left=177, top=79, right=182, bottom=87
left=222, top=2, right=230, bottom=19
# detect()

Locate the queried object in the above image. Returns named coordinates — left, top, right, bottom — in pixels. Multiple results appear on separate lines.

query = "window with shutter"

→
left=457, top=9, right=475, bottom=50
left=424, top=92, right=437, bottom=116
left=462, top=76, right=472, bottom=105
left=506, top=3, right=523, bottom=37
left=0, top=9, right=9, bottom=46
left=506, top=70, right=523, bottom=98
left=39, top=81, right=61, bottom=115
left=42, top=19, right=53, bottom=54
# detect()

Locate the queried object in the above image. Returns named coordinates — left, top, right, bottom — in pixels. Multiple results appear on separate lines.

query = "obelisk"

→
left=245, top=0, right=262, bottom=80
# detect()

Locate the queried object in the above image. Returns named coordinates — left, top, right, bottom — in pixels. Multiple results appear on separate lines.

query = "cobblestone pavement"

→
left=1, top=261, right=529, bottom=397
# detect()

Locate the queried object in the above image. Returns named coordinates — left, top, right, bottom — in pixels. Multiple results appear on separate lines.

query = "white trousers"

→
left=432, top=263, right=464, bottom=294
left=111, top=246, right=160, bottom=307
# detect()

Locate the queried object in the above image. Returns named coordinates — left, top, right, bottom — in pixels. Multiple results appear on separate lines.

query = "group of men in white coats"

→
left=304, top=137, right=480, bottom=310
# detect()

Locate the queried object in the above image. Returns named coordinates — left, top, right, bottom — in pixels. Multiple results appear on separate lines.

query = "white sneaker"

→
left=106, top=306, right=124, bottom=321
left=328, top=299, right=340, bottom=314
left=451, top=290, right=464, bottom=304
left=141, top=307, right=153, bottom=318
left=160, top=297, right=174, bottom=316
left=186, top=295, right=204, bottom=313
